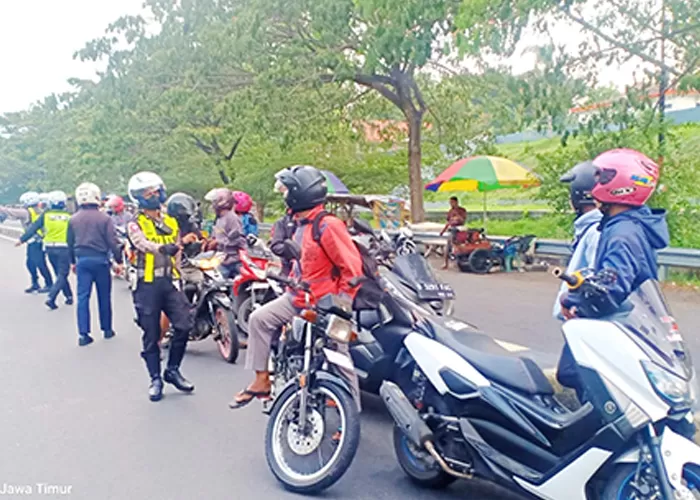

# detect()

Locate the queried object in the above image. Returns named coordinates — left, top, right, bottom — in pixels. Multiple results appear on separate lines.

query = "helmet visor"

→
left=595, top=168, right=617, bottom=186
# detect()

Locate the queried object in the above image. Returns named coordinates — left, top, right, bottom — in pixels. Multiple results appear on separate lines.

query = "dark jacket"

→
left=270, top=213, right=296, bottom=275
left=564, top=206, right=669, bottom=316
left=67, top=206, right=123, bottom=264
left=213, top=210, right=245, bottom=266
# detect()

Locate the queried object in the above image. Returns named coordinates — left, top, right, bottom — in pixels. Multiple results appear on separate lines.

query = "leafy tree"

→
left=233, top=0, right=468, bottom=221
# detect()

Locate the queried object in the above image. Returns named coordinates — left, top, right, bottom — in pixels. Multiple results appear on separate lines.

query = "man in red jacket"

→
left=229, top=165, right=363, bottom=409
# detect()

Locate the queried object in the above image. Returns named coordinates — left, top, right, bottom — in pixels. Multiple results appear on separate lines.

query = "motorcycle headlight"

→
left=325, top=315, right=355, bottom=344
left=642, top=361, right=691, bottom=408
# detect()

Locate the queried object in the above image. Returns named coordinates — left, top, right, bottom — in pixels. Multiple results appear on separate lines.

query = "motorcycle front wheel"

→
left=602, top=463, right=700, bottom=499
left=265, top=380, right=360, bottom=494
left=214, top=306, right=239, bottom=363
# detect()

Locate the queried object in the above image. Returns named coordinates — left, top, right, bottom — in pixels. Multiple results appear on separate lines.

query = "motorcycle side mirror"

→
left=352, top=218, right=374, bottom=235
left=283, top=240, right=302, bottom=261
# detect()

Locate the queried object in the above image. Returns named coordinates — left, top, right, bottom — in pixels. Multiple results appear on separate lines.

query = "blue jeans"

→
left=76, top=256, right=113, bottom=336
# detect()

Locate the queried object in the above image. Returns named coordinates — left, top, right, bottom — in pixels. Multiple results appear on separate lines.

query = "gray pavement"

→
left=0, top=238, right=698, bottom=500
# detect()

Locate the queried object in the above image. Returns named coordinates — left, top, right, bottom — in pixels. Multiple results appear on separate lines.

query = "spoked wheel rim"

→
left=215, top=308, right=232, bottom=359
left=271, top=386, right=346, bottom=485
left=617, top=467, right=700, bottom=500
left=237, top=296, right=252, bottom=337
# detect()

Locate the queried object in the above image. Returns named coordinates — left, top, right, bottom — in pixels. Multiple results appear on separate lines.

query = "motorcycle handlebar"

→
left=551, top=267, right=579, bottom=286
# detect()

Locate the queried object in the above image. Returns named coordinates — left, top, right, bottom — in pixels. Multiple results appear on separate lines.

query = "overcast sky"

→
left=0, top=1, right=643, bottom=115
left=0, top=0, right=145, bottom=113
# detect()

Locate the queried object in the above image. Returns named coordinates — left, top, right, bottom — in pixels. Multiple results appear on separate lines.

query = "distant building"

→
left=569, top=89, right=700, bottom=123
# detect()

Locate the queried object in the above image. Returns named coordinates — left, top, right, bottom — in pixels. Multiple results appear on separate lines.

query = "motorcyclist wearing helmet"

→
left=560, top=148, right=669, bottom=320
left=204, top=188, right=246, bottom=279
left=166, top=192, right=207, bottom=301
left=1, top=191, right=54, bottom=293
left=552, top=161, right=602, bottom=320
left=16, top=190, right=74, bottom=310
left=552, top=161, right=602, bottom=397
left=127, top=172, right=195, bottom=402
left=229, top=165, right=363, bottom=409
left=68, top=182, right=123, bottom=346
left=233, top=191, right=259, bottom=237
left=104, top=195, right=132, bottom=228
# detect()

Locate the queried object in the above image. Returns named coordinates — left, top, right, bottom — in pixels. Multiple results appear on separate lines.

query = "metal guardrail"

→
left=3, top=222, right=698, bottom=279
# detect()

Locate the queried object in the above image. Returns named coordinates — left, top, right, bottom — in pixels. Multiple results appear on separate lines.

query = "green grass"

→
left=482, top=214, right=571, bottom=239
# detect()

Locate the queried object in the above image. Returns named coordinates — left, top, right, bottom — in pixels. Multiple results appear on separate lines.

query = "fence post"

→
left=658, top=264, right=669, bottom=282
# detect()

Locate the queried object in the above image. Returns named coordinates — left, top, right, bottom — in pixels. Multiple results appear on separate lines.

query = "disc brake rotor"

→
left=286, top=410, right=325, bottom=456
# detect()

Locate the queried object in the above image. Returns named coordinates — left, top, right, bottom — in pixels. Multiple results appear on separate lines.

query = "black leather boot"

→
left=149, top=377, right=164, bottom=402
left=143, top=352, right=163, bottom=402
left=163, top=341, right=194, bottom=393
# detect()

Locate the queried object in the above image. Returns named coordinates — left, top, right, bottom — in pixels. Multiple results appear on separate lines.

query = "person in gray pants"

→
left=229, top=165, right=363, bottom=409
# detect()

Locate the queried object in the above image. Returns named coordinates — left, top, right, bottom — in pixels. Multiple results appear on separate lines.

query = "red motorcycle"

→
left=232, top=240, right=283, bottom=340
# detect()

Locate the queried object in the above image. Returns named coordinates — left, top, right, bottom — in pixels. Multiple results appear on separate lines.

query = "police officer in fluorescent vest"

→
left=7, top=191, right=54, bottom=293
left=19, top=191, right=74, bottom=310
left=127, top=172, right=195, bottom=402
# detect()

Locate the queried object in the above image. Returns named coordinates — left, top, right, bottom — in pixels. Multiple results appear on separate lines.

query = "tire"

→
left=265, top=380, right=360, bottom=494
left=214, top=306, right=239, bottom=363
left=468, top=249, right=493, bottom=274
left=393, top=425, right=457, bottom=489
left=601, top=463, right=700, bottom=499
left=456, top=257, right=471, bottom=273
left=236, top=294, right=253, bottom=338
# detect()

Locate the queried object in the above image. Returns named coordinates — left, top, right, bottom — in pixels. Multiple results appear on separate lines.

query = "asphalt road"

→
left=0, top=238, right=698, bottom=500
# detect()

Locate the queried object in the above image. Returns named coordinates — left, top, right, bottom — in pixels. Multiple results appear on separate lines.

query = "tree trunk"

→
left=256, top=202, right=265, bottom=222
left=407, top=112, right=425, bottom=222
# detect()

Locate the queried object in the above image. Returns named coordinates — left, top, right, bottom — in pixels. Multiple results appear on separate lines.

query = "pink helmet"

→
left=591, top=148, right=659, bottom=207
left=105, top=195, right=125, bottom=214
left=233, top=191, right=253, bottom=213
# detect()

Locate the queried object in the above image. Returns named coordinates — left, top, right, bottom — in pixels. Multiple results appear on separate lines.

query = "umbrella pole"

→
left=482, top=192, right=487, bottom=228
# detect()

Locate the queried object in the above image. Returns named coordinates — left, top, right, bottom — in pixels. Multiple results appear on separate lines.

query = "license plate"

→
left=323, top=348, right=354, bottom=371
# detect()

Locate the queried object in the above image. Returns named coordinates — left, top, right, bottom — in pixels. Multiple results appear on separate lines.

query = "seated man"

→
left=440, top=196, right=467, bottom=269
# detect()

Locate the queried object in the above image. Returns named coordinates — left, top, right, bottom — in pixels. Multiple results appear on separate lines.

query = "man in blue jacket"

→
left=560, top=149, right=668, bottom=321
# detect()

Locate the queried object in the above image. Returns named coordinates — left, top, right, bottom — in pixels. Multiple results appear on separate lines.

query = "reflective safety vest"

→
left=43, top=210, right=70, bottom=247
left=27, top=207, right=44, bottom=241
left=136, top=213, right=180, bottom=283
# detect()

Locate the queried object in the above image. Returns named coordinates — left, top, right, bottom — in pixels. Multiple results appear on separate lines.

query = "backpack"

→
left=311, top=211, right=384, bottom=310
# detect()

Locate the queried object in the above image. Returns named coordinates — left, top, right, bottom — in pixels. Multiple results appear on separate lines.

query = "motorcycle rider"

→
left=230, top=165, right=363, bottom=409
left=16, top=190, right=74, bottom=310
left=166, top=192, right=207, bottom=300
left=104, top=195, right=132, bottom=227
left=127, top=172, right=195, bottom=402
left=560, top=148, right=668, bottom=321
left=233, top=191, right=259, bottom=237
left=269, top=209, right=296, bottom=276
left=205, top=188, right=246, bottom=280
left=2, top=191, right=54, bottom=293
left=552, top=161, right=602, bottom=395
left=68, top=183, right=123, bottom=346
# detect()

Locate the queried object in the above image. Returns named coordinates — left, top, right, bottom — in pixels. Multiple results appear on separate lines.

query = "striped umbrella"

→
left=425, top=156, right=540, bottom=224
left=321, top=170, right=350, bottom=194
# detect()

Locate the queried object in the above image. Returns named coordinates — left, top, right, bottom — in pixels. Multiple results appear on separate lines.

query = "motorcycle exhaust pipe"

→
left=380, top=381, right=473, bottom=480
left=380, top=381, right=433, bottom=447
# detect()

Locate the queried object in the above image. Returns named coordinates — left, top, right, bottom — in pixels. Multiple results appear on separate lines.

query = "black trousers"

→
left=46, top=248, right=73, bottom=304
left=26, top=242, right=53, bottom=288
left=556, top=344, right=584, bottom=401
left=133, top=279, right=193, bottom=378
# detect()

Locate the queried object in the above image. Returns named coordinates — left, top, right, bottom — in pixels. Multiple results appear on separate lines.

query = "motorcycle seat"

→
left=433, top=327, right=554, bottom=396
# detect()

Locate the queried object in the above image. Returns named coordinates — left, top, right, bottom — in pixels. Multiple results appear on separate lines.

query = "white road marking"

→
left=494, top=339, right=530, bottom=352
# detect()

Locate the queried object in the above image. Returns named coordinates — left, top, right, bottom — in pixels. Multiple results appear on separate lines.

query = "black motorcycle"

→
left=262, top=274, right=361, bottom=494
left=180, top=251, right=239, bottom=363
left=352, top=220, right=455, bottom=316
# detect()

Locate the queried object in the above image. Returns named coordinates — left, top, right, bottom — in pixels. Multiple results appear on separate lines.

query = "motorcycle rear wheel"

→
left=393, top=425, right=456, bottom=489
left=265, top=380, right=360, bottom=494
left=214, top=306, right=239, bottom=363
left=236, top=295, right=253, bottom=337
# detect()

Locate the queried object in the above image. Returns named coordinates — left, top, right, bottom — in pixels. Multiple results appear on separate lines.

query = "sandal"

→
left=228, top=388, right=271, bottom=409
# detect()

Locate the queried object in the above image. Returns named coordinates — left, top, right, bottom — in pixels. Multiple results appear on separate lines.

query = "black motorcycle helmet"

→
left=166, top=192, right=198, bottom=229
left=275, top=165, right=327, bottom=213
left=560, top=161, right=598, bottom=216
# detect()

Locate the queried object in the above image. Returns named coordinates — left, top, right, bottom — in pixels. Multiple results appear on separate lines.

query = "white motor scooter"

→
left=380, top=270, right=700, bottom=500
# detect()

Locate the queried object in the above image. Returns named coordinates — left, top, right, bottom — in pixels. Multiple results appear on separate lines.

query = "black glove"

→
left=159, top=244, right=180, bottom=256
